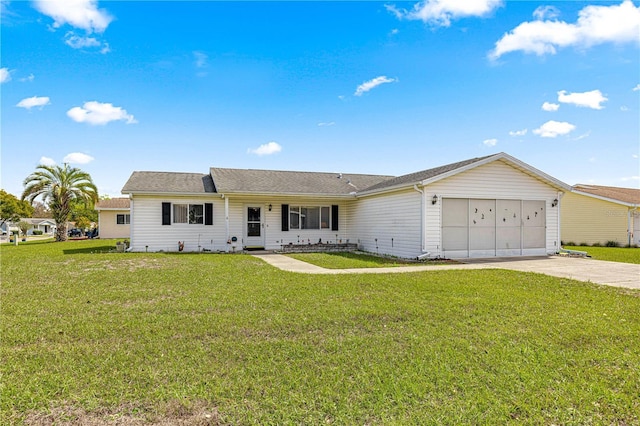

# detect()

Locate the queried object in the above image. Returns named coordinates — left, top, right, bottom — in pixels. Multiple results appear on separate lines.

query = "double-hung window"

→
left=173, top=204, right=204, bottom=224
left=289, top=206, right=330, bottom=230
left=116, top=214, right=130, bottom=225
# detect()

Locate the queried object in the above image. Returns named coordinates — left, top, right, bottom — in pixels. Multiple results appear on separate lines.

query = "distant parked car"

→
left=87, top=228, right=99, bottom=239
left=68, top=228, right=83, bottom=237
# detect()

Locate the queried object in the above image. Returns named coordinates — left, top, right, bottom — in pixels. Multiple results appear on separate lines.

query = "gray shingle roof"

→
left=361, top=155, right=494, bottom=192
left=122, top=172, right=215, bottom=194
left=210, top=168, right=393, bottom=195
left=573, top=184, right=640, bottom=205
left=96, top=197, right=130, bottom=209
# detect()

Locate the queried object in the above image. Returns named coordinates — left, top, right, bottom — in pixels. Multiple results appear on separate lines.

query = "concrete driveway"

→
left=252, top=254, right=640, bottom=290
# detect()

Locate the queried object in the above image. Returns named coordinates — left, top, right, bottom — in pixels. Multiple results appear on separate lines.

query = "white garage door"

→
left=442, top=198, right=546, bottom=258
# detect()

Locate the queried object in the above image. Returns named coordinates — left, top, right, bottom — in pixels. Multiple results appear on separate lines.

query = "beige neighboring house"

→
left=561, top=184, right=640, bottom=247
left=96, top=198, right=131, bottom=239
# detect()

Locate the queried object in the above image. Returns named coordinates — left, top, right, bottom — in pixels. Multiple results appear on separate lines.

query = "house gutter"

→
left=413, top=185, right=430, bottom=259
left=222, top=194, right=230, bottom=253
left=628, top=205, right=638, bottom=247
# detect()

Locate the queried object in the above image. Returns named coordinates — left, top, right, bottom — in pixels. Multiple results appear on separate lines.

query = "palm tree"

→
left=22, top=164, right=98, bottom=241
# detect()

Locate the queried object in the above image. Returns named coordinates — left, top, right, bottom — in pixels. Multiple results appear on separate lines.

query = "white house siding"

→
left=129, top=195, right=354, bottom=252
left=352, top=189, right=422, bottom=259
left=424, top=161, right=560, bottom=258
left=223, top=196, right=354, bottom=251
left=129, top=195, right=225, bottom=252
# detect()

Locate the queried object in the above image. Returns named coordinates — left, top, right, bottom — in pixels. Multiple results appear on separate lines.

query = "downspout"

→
left=413, top=185, right=430, bottom=259
left=557, top=191, right=563, bottom=252
left=627, top=205, right=637, bottom=247
left=223, top=194, right=229, bottom=253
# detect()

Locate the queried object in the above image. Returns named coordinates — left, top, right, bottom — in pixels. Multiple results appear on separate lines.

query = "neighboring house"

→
left=561, top=184, right=640, bottom=247
left=0, top=218, right=56, bottom=235
left=121, top=152, right=570, bottom=259
left=95, top=198, right=131, bottom=239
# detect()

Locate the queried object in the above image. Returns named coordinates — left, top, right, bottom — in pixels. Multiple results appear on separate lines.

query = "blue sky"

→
left=1, top=0, right=639, bottom=198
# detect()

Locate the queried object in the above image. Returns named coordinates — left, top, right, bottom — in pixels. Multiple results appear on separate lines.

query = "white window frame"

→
left=173, top=204, right=204, bottom=224
left=116, top=214, right=130, bottom=225
left=289, top=205, right=330, bottom=230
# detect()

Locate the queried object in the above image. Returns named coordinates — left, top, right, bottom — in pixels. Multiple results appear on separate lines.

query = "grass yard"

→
left=2, top=240, right=640, bottom=425
left=563, top=245, right=640, bottom=264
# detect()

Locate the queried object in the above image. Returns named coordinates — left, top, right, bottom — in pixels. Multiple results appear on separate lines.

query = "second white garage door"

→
left=442, top=198, right=546, bottom=258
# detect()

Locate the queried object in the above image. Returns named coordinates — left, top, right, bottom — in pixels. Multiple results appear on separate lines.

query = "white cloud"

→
left=16, top=96, right=51, bottom=110
left=633, top=84, right=640, bottom=91
left=620, top=106, right=629, bottom=111
left=39, top=156, right=57, bottom=167
left=63, top=152, right=94, bottom=164
left=557, top=89, right=607, bottom=110
left=533, top=120, right=576, bottom=138
left=67, top=101, right=137, bottom=125
left=621, top=175, right=640, bottom=182
left=354, top=76, right=396, bottom=96
left=509, top=128, right=527, bottom=137
left=387, top=0, right=502, bottom=27
left=0, top=67, right=10, bottom=83
left=19, top=73, right=35, bottom=82
left=542, top=102, right=560, bottom=111
left=633, top=154, right=639, bottom=159
left=572, top=131, right=591, bottom=141
left=533, top=5, right=560, bottom=21
left=65, top=31, right=99, bottom=47
left=483, top=138, right=498, bottom=147
left=194, top=51, right=208, bottom=68
left=318, top=122, right=335, bottom=127
left=247, top=141, right=282, bottom=156
left=33, top=0, right=113, bottom=33
left=490, top=1, right=640, bottom=59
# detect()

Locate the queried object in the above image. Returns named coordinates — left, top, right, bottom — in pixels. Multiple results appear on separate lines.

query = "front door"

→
left=245, top=206, right=264, bottom=248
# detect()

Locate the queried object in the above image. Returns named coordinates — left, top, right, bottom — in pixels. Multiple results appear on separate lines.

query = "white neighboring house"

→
left=121, top=152, right=570, bottom=259
left=1, top=218, right=56, bottom=236
left=95, top=198, right=131, bottom=239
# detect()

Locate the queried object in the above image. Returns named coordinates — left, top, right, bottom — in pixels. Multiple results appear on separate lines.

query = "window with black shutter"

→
left=281, top=204, right=289, bottom=231
left=162, top=202, right=171, bottom=225
left=331, top=205, right=339, bottom=231
left=204, top=203, right=213, bottom=225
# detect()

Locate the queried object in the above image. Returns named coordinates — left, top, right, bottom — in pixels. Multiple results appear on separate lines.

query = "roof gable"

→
left=360, top=152, right=569, bottom=194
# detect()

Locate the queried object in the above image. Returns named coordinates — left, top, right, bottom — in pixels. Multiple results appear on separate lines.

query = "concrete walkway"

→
left=251, top=254, right=640, bottom=290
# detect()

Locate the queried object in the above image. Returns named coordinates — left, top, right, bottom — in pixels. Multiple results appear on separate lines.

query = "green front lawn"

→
left=563, top=245, right=640, bottom=264
left=2, top=240, right=639, bottom=424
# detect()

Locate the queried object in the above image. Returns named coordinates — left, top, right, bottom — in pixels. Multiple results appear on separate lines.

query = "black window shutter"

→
left=204, top=203, right=213, bottom=225
left=281, top=204, right=289, bottom=231
left=331, top=205, right=339, bottom=231
left=162, top=202, right=171, bottom=225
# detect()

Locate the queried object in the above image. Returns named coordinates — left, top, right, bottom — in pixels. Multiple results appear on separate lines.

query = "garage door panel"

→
left=523, top=200, right=545, bottom=227
left=469, top=199, right=496, bottom=226
left=497, top=227, right=521, bottom=250
left=442, top=198, right=468, bottom=226
left=442, top=227, right=468, bottom=251
left=523, top=227, right=545, bottom=249
left=469, top=227, right=496, bottom=250
left=497, top=200, right=521, bottom=228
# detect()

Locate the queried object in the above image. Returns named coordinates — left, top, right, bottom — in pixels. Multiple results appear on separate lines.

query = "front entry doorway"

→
left=245, top=206, right=265, bottom=249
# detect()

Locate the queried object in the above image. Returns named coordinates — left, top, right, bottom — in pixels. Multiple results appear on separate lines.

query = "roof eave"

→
left=571, top=189, right=639, bottom=208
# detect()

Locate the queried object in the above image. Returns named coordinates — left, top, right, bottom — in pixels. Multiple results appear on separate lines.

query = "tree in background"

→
left=22, top=164, right=98, bottom=242
left=17, top=220, right=31, bottom=238
left=0, top=189, right=34, bottom=227
left=32, top=201, right=52, bottom=218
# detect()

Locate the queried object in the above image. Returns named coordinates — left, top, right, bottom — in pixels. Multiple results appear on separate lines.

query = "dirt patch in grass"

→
left=23, top=401, right=222, bottom=426
left=82, top=258, right=168, bottom=273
